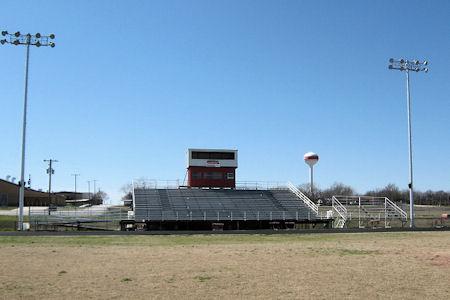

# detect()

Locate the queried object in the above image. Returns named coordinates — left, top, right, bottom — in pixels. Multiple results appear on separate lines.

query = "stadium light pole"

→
left=388, top=58, right=429, bottom=228
left=1, top=30, right=55, bottom=230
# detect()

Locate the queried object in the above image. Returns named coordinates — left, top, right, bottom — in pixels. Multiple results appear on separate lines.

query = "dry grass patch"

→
left=0, top=232, right=449, bottom=299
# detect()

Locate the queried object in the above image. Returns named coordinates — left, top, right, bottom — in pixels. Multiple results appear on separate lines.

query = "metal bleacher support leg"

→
left=384, top=200, right=387, bottom=228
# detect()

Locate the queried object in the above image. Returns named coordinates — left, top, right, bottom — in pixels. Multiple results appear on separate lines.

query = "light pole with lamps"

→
left=1, top=30, right=55, bottom=230
left=388, top=58, right=429, bottom=228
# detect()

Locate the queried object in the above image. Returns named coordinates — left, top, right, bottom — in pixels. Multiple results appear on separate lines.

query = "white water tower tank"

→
left=303, top=152, right=319, bottom=196
left=304, top=152, right=319, bottom=167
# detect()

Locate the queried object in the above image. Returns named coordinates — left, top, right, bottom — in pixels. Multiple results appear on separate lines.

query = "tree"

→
left=93, top=190, right=108, bottom=204
left=366, top=183, right=402, bottom=202
left=120, top=183, right=133, bottom=200
left=322, top=182, right=355, bottom=199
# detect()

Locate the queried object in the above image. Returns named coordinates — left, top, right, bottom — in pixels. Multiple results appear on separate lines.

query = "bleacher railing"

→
left=332, top=195, right=408, bottom=228
left=331, top=196, right=348, bottom=220
left=28, top=206, right=131, bottom=230
left=132, top=178, right=288, bottom=190
left=286, top=182, right=319, bottom=215
left=134, top=210, right=331, bottom=222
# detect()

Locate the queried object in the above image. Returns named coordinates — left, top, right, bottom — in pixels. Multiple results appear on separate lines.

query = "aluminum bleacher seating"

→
left=133, top=188, right=317, bottom=221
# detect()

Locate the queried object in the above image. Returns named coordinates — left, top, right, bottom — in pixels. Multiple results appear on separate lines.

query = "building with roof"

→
left=0, top=179, right=65, bottom=207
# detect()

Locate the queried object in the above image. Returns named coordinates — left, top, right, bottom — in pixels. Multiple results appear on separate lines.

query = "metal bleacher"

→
left=133, top=187, right=317, bottom=222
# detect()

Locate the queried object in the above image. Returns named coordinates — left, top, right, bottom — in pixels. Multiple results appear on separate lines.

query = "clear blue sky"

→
left=1, top=0, right=449, bottom=203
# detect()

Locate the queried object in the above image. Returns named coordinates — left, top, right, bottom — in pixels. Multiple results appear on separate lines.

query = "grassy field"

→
left=0, top=232, right=449, bottom=299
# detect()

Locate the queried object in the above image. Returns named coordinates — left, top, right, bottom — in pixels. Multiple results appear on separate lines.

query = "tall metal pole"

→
left=17, top=35, right=31, bottom=230
left=1, top=30, right=56, bottom=230
left=44, top=159, right=58, bottom=211
left=48, top=160, right=52, bottom=201
left=93, top=180, right=97, bottom=198
left=71, top=174, right=80, bottom=194
left=87, top=181, right=91, bottom=199
left=406, top=70, right=414, bottom=227
left=310, top=166, right=314, bottom=197
left=388, top=58, right=428, bottom=228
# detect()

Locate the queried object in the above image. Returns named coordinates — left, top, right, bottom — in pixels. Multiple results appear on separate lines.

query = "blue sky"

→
left=1, top=0, right=449, bottom=202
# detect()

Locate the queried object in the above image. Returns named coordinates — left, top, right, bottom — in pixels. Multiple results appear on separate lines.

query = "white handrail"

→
left=286, top=182, right=318, bottom=214
left=385, top=197, right=408, bottom=220
left=332, top=196, right=348, bottom=221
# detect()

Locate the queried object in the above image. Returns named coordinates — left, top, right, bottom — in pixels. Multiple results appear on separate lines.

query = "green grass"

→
left=0, top=215, right=17, bottom=231
left=0, top=232, right=434, bottom=247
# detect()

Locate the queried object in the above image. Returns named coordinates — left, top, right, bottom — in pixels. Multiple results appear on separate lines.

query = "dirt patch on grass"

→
left=0, top=232, right=449, bottom=299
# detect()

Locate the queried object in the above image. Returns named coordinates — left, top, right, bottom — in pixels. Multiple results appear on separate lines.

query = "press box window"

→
left=212, top=172, right=223, bottom=179
left=192, top=151, right=235, bottom=160
left=226, top=173, right=235, bottom=180
left=203, top=172, right=214, bottom=179
left=192, top=172, right=202, bottom=179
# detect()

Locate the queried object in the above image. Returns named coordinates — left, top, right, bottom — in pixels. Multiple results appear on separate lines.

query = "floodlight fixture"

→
left=0, top=31, right=56, bottom=47
left=388, top=57, right=429, bottom=228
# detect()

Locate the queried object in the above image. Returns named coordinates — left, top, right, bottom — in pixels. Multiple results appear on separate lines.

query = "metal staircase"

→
left=286, top=182, right=319, bottom=215
left=332, top=195, right=407, bottom=228
left=332, top=196, right=348, bottom=228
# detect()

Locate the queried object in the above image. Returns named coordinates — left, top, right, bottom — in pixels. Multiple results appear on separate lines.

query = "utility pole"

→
left=388, top=58, right=429, bottom=228
left=1, top=30, right=55, bottom=230
left=44, top=159, right=58, bottom=211
left=71, top=174, right=80, bottom=194
left=92, top=179, right=98, bottom=199
left=87, top=181, right=91, bottom=199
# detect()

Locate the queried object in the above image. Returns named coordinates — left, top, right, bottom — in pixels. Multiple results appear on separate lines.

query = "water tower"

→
left=304, top=152, right=319, bottom=196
